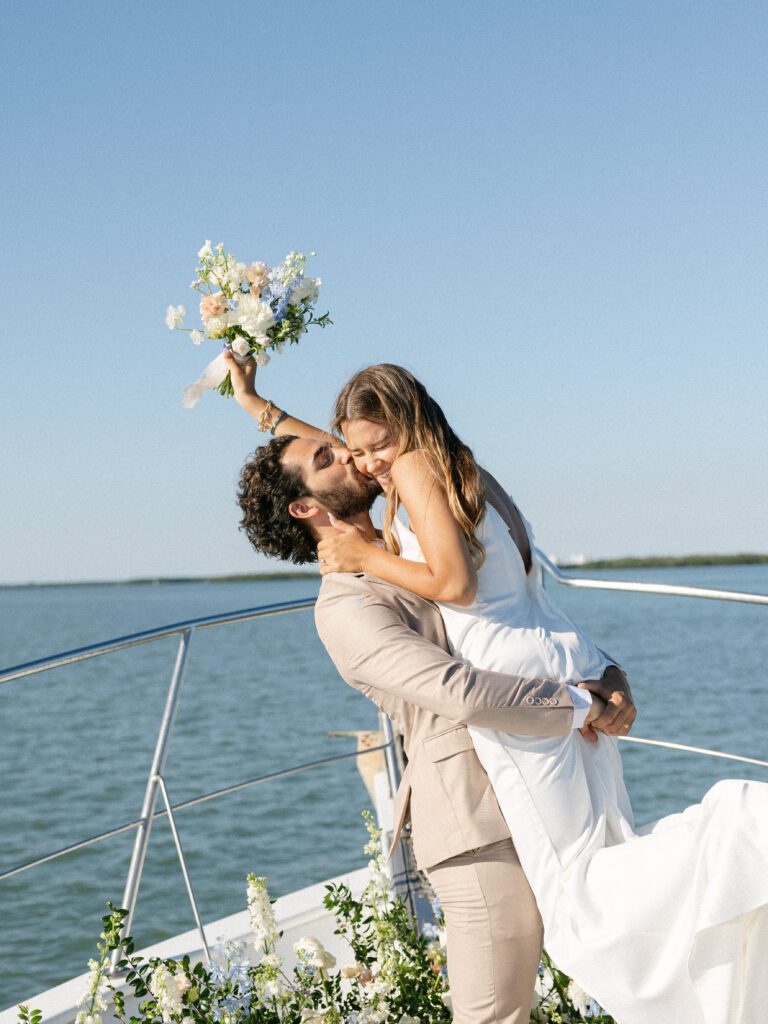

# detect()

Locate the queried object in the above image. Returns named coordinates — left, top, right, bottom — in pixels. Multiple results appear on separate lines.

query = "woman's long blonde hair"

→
left=332, top=364, right=486, bottom=566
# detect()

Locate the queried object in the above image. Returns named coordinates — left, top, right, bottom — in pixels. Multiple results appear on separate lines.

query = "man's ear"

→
left=288, top=499, right=322, bottom=521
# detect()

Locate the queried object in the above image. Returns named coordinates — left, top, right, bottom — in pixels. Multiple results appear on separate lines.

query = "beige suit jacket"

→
left=314, top=572, right=577, bottom=870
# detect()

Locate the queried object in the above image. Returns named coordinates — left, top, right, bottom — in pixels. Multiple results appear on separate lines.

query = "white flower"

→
left=205, top=315, right=228, bottom=339
left=441, top=990, right=452, bottom=1011
left=247, top=874, right=280, bottom=951
left=264, top=977, right=284, bottom=998
left=230, top=337, right=251, bottom=357
left=294, top=935, right=336, bottom=970
left=77, top=961, right=109, bottom=1016
left=290, top=276, right=321, bottom=305
left=190, top=330, right=204, bottom=346
left=256, top=351, right=271, bottom=367
left=165, top=304, right=185, bottom=329
left=198, top=240, right=212, bottom=258
left=149, top=963, right=190, bottom=1023
left=230, top=293, right=275, bottom=336
left=399, top=1016, right=421, bottom=1024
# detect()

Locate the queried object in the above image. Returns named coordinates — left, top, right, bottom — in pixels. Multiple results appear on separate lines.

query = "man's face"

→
left=282, top=437, right=381, bottom=517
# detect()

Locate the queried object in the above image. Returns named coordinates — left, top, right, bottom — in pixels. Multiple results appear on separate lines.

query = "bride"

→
left=225, top=353, right=768, bottom=1024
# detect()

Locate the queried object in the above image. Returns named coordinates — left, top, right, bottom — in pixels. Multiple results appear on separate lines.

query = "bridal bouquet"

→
left=165, top=243, right=331, bottom=408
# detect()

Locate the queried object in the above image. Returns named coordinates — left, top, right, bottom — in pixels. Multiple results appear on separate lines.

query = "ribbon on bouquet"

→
left=182, top=347, right=253, bottom=409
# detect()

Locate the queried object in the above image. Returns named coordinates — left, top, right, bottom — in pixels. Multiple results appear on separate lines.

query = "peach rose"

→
left=200, top=292, right=227, bottom=319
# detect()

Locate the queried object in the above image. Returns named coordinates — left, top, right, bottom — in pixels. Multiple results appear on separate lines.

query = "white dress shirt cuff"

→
left=567, top=685, right=593, bottom=729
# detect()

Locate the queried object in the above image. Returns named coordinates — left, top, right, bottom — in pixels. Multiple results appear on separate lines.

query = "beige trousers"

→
left=425, top=837, right=543, bottom=1024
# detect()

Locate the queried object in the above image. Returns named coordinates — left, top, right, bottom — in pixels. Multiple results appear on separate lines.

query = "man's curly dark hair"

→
left=237, top=435, right=318, bottom=565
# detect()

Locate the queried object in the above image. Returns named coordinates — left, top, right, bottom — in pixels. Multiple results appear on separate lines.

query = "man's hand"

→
left=223, top=350, right=257, bottom=407
left=579, top=691, right=607, bottom=743
left=578, top=664, right=637, bottom=737
left=317, top=516, right=376, bottom=575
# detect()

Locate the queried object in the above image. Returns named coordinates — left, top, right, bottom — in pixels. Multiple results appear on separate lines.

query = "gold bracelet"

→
left=258, top=400, right=275, bottom=432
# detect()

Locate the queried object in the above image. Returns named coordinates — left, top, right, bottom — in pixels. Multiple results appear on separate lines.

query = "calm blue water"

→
left=1, top=567, right=767, bottom=1009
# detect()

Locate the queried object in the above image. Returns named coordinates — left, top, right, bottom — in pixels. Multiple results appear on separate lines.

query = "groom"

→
left=236, top=433, right=636, bottom=1024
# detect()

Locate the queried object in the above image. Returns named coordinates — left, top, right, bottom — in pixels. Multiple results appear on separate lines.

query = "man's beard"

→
left=312, top=474, right=381, bottom=518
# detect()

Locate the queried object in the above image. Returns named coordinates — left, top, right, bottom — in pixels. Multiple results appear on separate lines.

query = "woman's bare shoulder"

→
left=390, top=448, right=439, bottom=484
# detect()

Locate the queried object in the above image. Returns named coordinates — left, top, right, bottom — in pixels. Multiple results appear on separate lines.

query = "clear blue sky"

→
left=1, top=0, right=766, bottom=583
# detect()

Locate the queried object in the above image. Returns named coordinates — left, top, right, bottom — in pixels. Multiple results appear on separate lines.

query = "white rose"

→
left=294, top=935, right=324, bottom=957
left=294, top=935, right=335, bottom=969
left=230, top=337, right=251, bottom=357
left=341, top=963, right=363, bottom=978
left=310, top=948, right=336, bottom=970
left=256, top=351, right=271, bottom=367
left=165, top=304, right=185, bottom=329
left=231, top=293, right=275, bottom=336
left=190, top=330, right=204, bottom=346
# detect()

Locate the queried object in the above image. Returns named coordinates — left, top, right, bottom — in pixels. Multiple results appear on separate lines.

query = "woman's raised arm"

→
left=224, top=350, right=333, bottom=443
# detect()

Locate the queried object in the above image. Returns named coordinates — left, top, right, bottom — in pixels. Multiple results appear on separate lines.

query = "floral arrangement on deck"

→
left=16, top=812, right=614, bottom=1024
left=165, top=243, right=331, bottom=408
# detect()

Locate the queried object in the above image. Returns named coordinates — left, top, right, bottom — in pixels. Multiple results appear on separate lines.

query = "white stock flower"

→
left=231, top=293, right=275, bottom=336
left=77, top=960, right=109, bottom=1017
left=230, top=337, right=251, bottom=357
left=246, top=874, right=280, bottom=951
left=190, top=330, right=204, bottom=345
left=165, top=305, right=186, bottom=329
left=198, top=240, right=212, bottom=258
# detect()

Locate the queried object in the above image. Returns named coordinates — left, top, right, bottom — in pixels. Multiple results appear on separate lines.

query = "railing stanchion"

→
left=154, top=774, right=212, bottom=963
left=111, top=628, right=193, bottom=969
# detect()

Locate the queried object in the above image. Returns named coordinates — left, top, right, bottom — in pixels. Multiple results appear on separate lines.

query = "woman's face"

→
left=342, top=417, right=400, bottom=489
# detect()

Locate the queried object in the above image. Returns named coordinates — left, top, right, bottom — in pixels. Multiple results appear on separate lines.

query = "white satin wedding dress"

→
left=394, top=503, right=768, bottom=1024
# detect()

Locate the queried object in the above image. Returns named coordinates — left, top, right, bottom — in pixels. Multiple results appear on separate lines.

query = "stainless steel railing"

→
left=536, top=549, right=768, bottom=605
left=0, top=598, right=406, bottom=967
left=2, top=565, right=767, bottom=969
